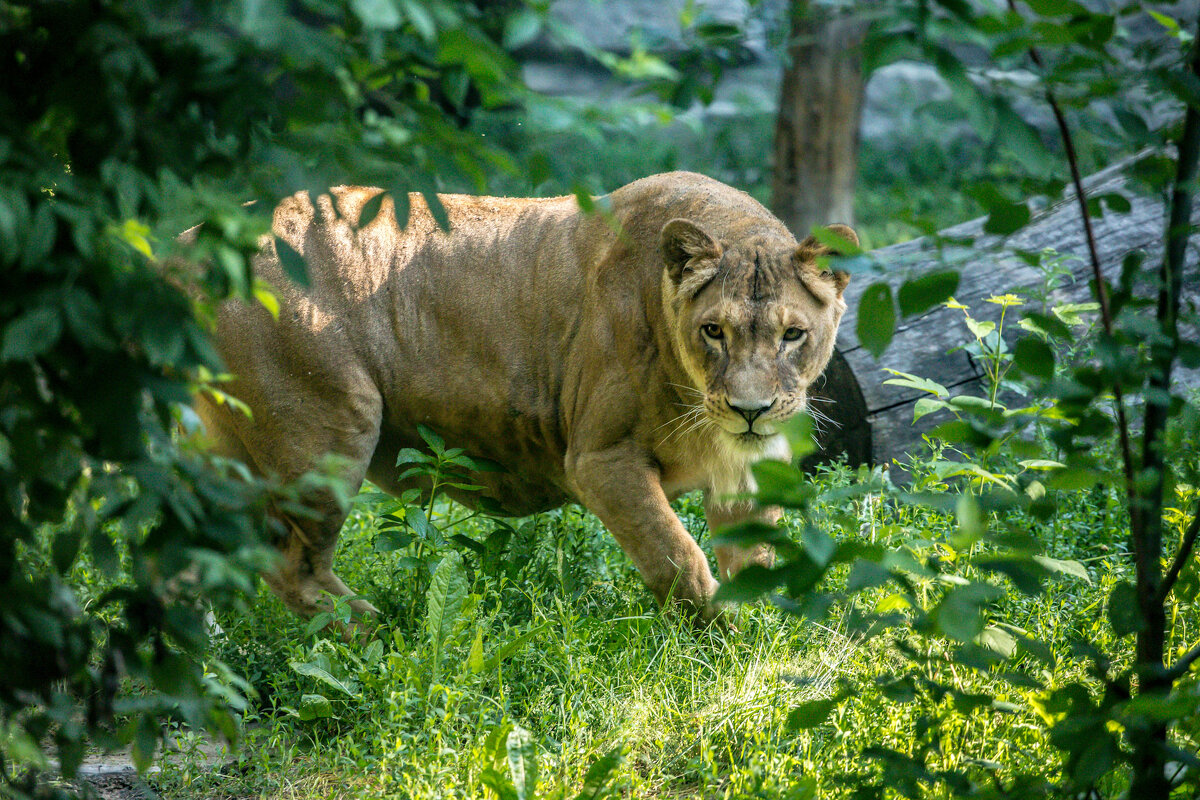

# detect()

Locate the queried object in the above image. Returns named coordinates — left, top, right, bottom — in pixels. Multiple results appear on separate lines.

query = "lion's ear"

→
left=661, top=219, right=722, bottom=285
left=795, top=223, right=859, bottom=296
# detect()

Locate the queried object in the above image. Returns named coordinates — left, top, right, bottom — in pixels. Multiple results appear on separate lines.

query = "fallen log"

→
left=807, top=160, right=1200, bottom=468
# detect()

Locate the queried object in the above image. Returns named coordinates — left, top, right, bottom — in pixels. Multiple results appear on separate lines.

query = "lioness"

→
left=196, top=172, right=854, bottom=623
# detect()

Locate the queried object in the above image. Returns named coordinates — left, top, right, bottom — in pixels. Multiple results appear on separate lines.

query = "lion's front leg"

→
left=704, top=495, right=779, bottom=582
left=568, top=446, right=720, bottom=622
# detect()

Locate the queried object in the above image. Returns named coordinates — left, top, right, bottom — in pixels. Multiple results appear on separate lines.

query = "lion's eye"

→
left=701, top=323, right=724, bottom=340
left=782, top=327, right=807, bottom=342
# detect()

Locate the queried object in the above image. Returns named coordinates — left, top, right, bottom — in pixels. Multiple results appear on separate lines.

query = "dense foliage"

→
left=720, top=2, right=1200, bottom=798
left=0, top=0, right=573, bottom=795
left=3, top=1, right=1199, bottom=799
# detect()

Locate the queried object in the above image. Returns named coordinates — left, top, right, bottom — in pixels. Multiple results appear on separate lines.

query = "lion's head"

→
left=660, top=218, right=856, bottom=450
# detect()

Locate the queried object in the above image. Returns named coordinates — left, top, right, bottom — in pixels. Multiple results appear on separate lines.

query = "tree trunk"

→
left=770, top=2, right=867, bottom=237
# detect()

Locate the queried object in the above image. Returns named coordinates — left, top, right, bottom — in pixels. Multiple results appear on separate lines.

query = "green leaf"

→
left=846, top=559, right=890, bottom=592
left=1156, top=67, right=1200, bottom=112
left=130, top=714, right=157, bottom=774
left=714, top=564, right=788, bottom=603
left=933, top=582, right=1003, bottom=642
left=358, top=191, right=387, bottom=228
left=1107, top=581, right=1143, bottom=636
left=363, top=639, right=384, bottom=665
left=802, top=529, right=836, bottom=567
left=90, top=529, right=120, bottom=576
left=62, top=287, right=114, bottom=349
left=1032, top=556, right=1090, bottom=583
left=22, top=202, right=56, bottom=269
left=467, top=627, right=485, bottom=674
left=274, top=237, right=309, bottom=287
left=483, top=622, right=551, bottom=672
left=953, top=493, right=986, bottom=549
left=897, top=271, right=960, bottom=317
left=808, top=225, right=863, bottom=256
left=507, top=727, right=539, bottom=800
left=1097, top=192, right=1131, bottom=214
left=399, top=0, right=436, bottom=41
left=481, top=768, right=519, bottom=800
left=881, top=369, right=950, bottom=398
left=856, top=282, right=896, bottom=358
left=572, top=747, right=624, bottom=800
left=1052, top=302, right=1100, bottom=326
left=1071, top=732, right=1119, bottom=786
left=52, top=528, right=84, bottom=574
left=1044, top=466, right=1101, bottom=491
left=1020, top=459, right=1064, bottom=470
left=2, top=307, right=62, bottom=361
left=1013, top=336, right=1055, bottom=380
left=976, top=626, right=1017, bottom=657
left=573, top=185, right=596, bottom=214
left=450, top=533, right=486, bottom=555
left=982, top=199, right=1030, bottom=235
left=913, top=397, right=950, bottom=422
left=1147, top=9, right=1180, bottom=33
left=1022, top=311, right=1074, bottom=340
left=116, top=218, right=154, bottom=259
left=426, top=551, right=468, bottom=683
left=253, top=286, right=280, bottom=320
left=994, top=101, right=1053, bottom=173
left=298, top=693, right=333, bottom=721
left=787, top=698, right=839, bottom=730
left=750, top=460, right=813, bottom=507
left=408, top=507, right=433, bottom=540
left=711, top=520, right=790, bottom=549
left=503, top=9, right=542, bottom=50
left=964, top=317, right=996, bottom=340
left=975, top=556, right=1045, bottom=595
left=289, top=661, right=358, bottom=696
left=418, top=423, right=445, bottom=453
left=395, top=447, right=431, bottom=467
left=780, top=412, right=817, bottom=460
left=374, top=528, right=413, bottom=552
left=351, top=0, right=401, bottom=29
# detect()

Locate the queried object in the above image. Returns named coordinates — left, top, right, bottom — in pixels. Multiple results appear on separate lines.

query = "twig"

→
left=1147, top=30, right=1200, bottom=604
left=1166, top=638, right=1200, bottom=681
left=1004, top=0, right=1138, bottom=516
left=1160, top=500, right=1200, bottom=603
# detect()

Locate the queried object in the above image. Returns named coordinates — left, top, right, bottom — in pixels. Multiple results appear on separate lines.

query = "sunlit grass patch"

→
left=143, top=453, right=1194, bottom=800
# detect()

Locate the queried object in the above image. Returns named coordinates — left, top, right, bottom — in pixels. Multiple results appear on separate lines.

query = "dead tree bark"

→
left=770, top=2, right=867, bottom=238
left=810, top=160, right=1200, bottom=468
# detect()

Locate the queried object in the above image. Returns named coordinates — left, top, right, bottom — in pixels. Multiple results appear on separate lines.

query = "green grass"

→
left=139, top=455, right=1171, bottom=800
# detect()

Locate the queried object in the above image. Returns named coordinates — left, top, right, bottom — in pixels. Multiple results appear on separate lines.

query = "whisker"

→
left=666, top=382, right=705, bottom=398
left=658, top=405, right=707, bottom=446
left=657, top=401, right=706, bottom=430
left=806, top=405, right=840, bottom=437
left=665, top=412, right=712, bottom=446
left=653, top=407, right=697, bottom=433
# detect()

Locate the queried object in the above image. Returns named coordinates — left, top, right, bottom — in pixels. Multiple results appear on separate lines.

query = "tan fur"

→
left=195, top=172, right=853, bottom=622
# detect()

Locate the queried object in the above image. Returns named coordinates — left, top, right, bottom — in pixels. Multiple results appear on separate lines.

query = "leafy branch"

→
left=1004, top=0, right=1136, bottom=513
left=1160, top=502, right=1200, bottom=603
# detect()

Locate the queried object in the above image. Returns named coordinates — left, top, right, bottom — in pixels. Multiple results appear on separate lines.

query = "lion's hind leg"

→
left=195, top=386, right=383, bottom=627
left=263, top=511, right=381, bottom=621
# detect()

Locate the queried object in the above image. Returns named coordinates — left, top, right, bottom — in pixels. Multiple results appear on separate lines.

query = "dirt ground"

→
left=74, top=735, right=232, bottom=800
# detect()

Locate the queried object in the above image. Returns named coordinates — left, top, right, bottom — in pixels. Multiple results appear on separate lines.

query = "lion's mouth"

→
left=734, top=431, right=770, bottom=447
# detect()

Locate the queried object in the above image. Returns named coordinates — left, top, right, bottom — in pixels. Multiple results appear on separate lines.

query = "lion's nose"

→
left=727, top=399, right=773, bottom=425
